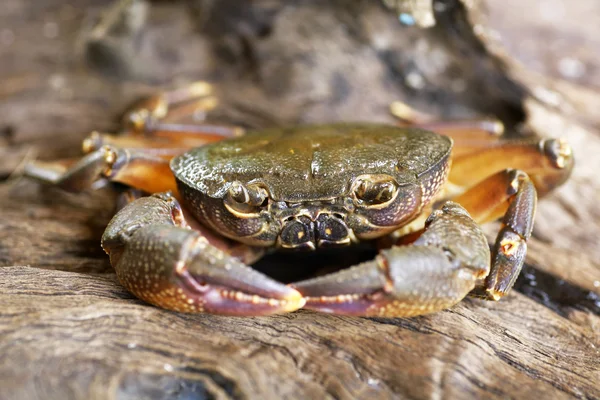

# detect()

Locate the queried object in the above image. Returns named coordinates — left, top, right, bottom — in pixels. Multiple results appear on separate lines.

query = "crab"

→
left=24, top=82, right=574, bottom=317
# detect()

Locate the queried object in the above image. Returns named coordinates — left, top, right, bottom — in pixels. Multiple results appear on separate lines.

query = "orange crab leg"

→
left=391, top=100, right=505, bottom=158
left=25, top=146, right=177, bottom=194
left=449, top=138, right=573, bottom=197
left=25, top=81, right=247, bottom=195
left=121, top=81, right=244, bottom=139
left=81, top=131, right=228, bottom=159
left=391, top=100, right=574, bottom=189
left=123, top=81, right=213, bottom=133
left=399, top=119, right=505, bottom=157
left=390, top=100, right=574, bottom=197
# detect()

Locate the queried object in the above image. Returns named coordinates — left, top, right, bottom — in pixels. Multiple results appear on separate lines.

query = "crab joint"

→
left=541, top=138, right=573, bottom=169
left=499, top=237, right=520, bottom=257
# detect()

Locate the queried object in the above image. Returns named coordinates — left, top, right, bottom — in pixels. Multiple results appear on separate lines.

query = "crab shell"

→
left=172, top=124, right=451, bottom=250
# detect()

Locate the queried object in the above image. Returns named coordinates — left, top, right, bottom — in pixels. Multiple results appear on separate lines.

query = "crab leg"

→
left=102, top=192, right=304, bottom=315
left=24, top=146, right=176, bottom=194
left=122, top=81, right=243, bottom=138
left=25, top=79, right=249, bottom=194
left=391, top=100, right=505, bottom=150
left=123, top=81, right=212, bottom=133
left=81, top=131, right=228, bottom=159
left=453, top=169, right=536, bottom=300
left=449, top=137, right=573, bottom=197
left=293, top=202, right=491, bottom=317
left=390, top=100, right=574, bottom=191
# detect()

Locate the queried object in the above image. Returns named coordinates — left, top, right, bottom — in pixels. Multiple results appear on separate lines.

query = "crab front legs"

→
left=102, top=192, right=305, bottom=315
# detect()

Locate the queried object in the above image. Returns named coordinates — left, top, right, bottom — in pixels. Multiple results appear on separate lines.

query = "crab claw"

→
left=106, top=225, right=305, bottom=315
left=102, top=195, right=305, bottom=316
left=293, top=202, right=491, bottom=317
left=293, top=246, right=484, bottom=317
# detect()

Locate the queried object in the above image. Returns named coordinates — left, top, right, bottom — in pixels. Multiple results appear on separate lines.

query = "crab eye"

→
left=352, top=175, right=398, bottom=206
left=225, top=181, right=268, bottom=215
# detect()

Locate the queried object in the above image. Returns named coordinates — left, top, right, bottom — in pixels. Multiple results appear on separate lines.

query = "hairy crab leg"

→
left=102, top=192, right=304, bottom=315
left=293, top=202, right=491, bottom=317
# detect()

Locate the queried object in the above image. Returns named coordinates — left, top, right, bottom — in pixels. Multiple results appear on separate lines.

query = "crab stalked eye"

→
left=225, top=181, right=268, bottom=215
left=352, top=175, right=398, bottom=206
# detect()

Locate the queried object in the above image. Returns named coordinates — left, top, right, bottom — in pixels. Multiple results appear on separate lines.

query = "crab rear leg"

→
left=122, top=81, right=244, bottom=139
left=24, top=146, right=176, bottom=194
left=449, top=137, right=573, bottom=197
left=103, top=192, right=304, bottom=315
left=391, top=100, right=505, bottom=153
left=25, top=82, right=247, bottom=194
left=391, top=100, right=574, bottom=196
left=24, top=129, right=240, bottom=194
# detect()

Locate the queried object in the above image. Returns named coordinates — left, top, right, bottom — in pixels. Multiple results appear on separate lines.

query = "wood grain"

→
left=1, top=1, right=598, bottom=399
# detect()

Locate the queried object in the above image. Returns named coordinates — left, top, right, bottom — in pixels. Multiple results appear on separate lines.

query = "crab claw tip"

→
left=196, top=283, right=305, bottom=316
left=175, top=253, right=306, bottom=316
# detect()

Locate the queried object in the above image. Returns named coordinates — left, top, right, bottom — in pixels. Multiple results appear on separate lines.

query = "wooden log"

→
left=1, top=0, right=598, bottom=398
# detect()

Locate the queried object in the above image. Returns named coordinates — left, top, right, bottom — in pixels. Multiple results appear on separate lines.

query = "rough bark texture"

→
left=1, top=1, right=598, bottom=399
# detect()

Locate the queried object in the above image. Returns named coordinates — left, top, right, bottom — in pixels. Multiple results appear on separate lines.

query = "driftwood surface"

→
left=1, top=1, right=599, bottom=399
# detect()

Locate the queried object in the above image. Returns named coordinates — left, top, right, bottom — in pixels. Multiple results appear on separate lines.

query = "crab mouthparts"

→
left=279, top=213, right=351, bottom=250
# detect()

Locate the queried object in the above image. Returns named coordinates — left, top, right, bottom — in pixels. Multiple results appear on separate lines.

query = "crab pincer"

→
left=293, top=202, right=492, bottom=317
left=101, top=193, right=305, bottom=315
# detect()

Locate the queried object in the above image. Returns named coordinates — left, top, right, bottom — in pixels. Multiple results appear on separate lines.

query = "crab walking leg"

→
left=123, top=81, right=212, bottom=132
left=122, top=81, right=244, bottom=138
left=81, top=131, right=230, bottom=160
left=293, top=203, right=491, bottom=317
left=396, top=119, right=506, bottom=158
left=449, top=138, right=573, bottom=197
left=390, top=101, right=505, bottom=149
left=102, top=192, right=304, bottom=315
left=452, top=169, right=536, bottom=300
left=24, top=146, right=177, bottom=194
left=390, top=100, right=575, bottom=179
